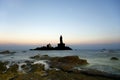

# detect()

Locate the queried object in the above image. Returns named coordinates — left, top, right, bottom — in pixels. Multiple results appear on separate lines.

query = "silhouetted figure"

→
left=55, top=35, right=72, bottom=50
left=60, top=35, right=63, bottom=44
left=57, top=35, right=65, bottom=49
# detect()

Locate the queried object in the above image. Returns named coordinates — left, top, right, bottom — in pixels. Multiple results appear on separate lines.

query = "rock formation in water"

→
left=0, top=50, right=16, bottom=54
left=31, top=35, right=72, bottom=50
left=110, top=57, right=119, bottom=60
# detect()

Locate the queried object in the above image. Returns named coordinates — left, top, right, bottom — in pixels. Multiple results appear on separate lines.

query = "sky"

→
left=0, top=0, right=120, bottom=49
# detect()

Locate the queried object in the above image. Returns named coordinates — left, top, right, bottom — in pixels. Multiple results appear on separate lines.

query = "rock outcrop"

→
left=49, top=56, right=88, bottom=71
left=0, top=58, right=118, bottom=80
left=110, top=57, right=119, bottom=60
left=0, top=50, right=16, bottom=54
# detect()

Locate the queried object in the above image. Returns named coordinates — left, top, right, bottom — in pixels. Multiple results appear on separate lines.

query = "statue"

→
left=31, top=35, right=72, bottom=50
left=60, top=35, right=63, bottom=44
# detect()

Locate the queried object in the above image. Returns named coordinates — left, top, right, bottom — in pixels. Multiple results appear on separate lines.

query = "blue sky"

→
left=0, top=0, right=120, bottom=49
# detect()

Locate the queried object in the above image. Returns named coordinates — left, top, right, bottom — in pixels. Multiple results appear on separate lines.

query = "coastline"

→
left=0, top=54, right=120, bottom=80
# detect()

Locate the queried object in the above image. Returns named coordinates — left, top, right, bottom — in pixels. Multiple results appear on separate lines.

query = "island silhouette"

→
left=31, top=35, right=72, bottom=50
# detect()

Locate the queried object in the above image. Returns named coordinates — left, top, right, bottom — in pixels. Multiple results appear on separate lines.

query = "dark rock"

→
left=0, top=61, right=7, bottom=73
left=50, top=56, right=88, bottom=65
left=0, top=50, right=10, bottom=54
left=47, top=69, right=114, bottom=80
left=0, top=60, right=115, bottom=80
left=30, top=64, right=44, bottom=72
left=30, top=54, right=41, bottom=60
left=40, top=55, right=51, bottom=60
left=80, top=68, right=120, bottom=80
left=7, top=64, right=19, bottom=73
left=11, top=73, right=46, bottom=80
left=24, top=60, right=33, bottom=64
left=0, top=50, right=16, bottom=54
left=30, top=55, right=51, bottom=60
left=49, top=56, right=88, bottom=71
left=21, top=64, right=31, bottom=73
left=22, top=51, right=27, bottom=53
left=110, top=57, right=119, bottom=60
left=30, top=64, right=48, bottom=76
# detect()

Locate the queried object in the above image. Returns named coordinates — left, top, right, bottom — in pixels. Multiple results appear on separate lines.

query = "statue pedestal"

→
left=58, top=43, right=65, bottom=48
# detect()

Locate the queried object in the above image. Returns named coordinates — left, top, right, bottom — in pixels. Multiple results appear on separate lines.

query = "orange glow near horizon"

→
left=0, top=37, right=120, bottom=46
left=0, top=0, right=120, bottom=50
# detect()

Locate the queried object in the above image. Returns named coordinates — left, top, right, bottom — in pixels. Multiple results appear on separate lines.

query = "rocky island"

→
left=31, top=35, right=72, bottom=50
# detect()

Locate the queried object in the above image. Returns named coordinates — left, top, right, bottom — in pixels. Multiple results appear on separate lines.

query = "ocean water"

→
left=0, top=49, right=120, bottom=75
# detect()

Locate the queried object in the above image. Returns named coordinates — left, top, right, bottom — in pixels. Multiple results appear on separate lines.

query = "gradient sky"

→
left=0, top=0, right=120, bottom=49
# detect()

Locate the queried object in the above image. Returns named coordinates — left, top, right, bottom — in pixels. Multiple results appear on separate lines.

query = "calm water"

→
left=0, top=49, right=120, bottom=74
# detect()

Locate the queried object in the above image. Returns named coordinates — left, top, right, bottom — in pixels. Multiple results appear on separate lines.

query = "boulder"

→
left=30, top=64, right=48, bottom=76
left=21, top=64, right=31, bottom=73
left=0, top=50, right=10, bottom=54
left=50, top=56, right=88, bottom=65
left=30, top=55, right=41, bottom=60
left=7, top=64, right=19, bottom=73
left=49, top=56, right=88, bottom=71
left=30, top=64, right=44, bottom=72
left=110, top=57, right=119, bottom=60
left=0, top=61, right=7, bottom=73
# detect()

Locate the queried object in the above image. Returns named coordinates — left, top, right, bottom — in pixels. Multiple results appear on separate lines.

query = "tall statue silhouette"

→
left=32, top=35, right=72, bottom=50
left=60, top=35, right=63, bottom=44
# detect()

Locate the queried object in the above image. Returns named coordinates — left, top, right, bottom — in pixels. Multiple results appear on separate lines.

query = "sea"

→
left=0, top=49, right=120, bottom=75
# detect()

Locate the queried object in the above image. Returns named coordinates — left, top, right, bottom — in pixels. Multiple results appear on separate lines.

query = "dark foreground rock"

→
left=30, top=55, right=88, bottom=71
left=0, top=55, right=120, bottom=80
left=0, top=61, right=8, bottom=74
left=79, top=68, right=120, bottom=80
left=110, top=57, right=119, bottom=60
left=49, top=56, right=88, bottom=71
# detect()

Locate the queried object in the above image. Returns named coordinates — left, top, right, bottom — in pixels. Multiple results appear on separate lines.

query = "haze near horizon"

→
left=0, top=0, right=120, bottom=49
